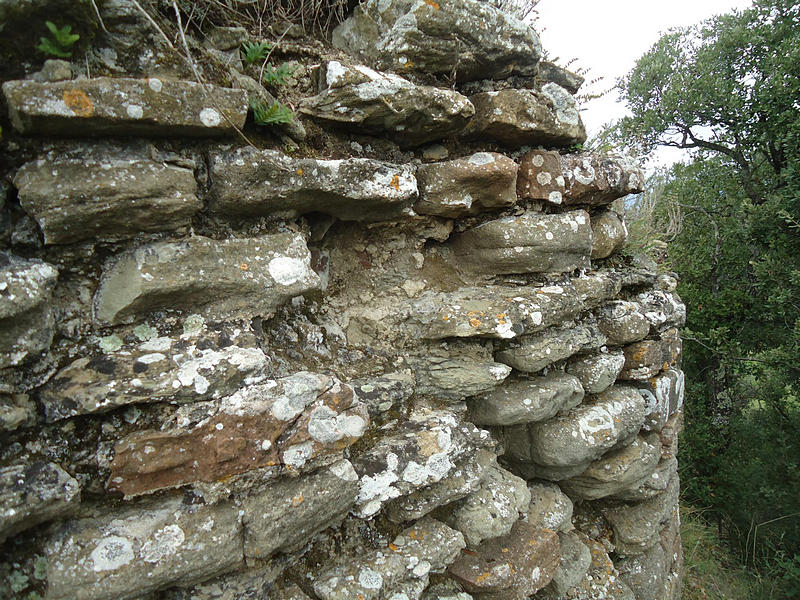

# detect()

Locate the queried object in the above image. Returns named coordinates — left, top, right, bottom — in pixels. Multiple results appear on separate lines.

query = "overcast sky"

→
left=534, top=0, right=754, bottom=164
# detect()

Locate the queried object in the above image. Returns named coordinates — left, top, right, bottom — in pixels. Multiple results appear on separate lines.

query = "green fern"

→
left=241, top=41, right=272, bottom=65
left=263, top=63, right=296, bottom=86
left=251, top=99, right=294, bottom=126
left=37, top=21, right=80, bottom=58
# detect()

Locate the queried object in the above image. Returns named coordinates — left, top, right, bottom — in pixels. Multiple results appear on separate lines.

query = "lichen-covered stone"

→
left=209, top=146, right=418, bottom=221
left=0, top=253, right=58, bottom=369
left=591, top=210, right=628, bottom=259
left=349, top=372, right=416, bottom=417
left=14, top=157, right=200, bottom=244
left=526, top=481, right=574, bottom=532
left=517, top=150, right=566, bottom=204
left=495, top=320, right=606, bottom=373
left=546, top=531, right=593, bottom=596
left=613, top=457, right=678, bottom=503
left=0, top=462, right=80, bottom=543
left=414, top=152, right=518, bottom=217
left=638, top=368, right=685, bottom=432
left=448, top=520, right=560, bottom=599
left=412, top=355, right=511, bottom=400
left=299, top=61, right=474, bottom=146
left=537, top=61, right=585, bottom=94
left=243, top=459, right=359, bottom=558
left=107, top=373, right=369, bottom=497
left=619, top=334, right=682, bottom=381
left=635, top=289, right=687, bottom=333
left=464, top=86, right=586, bottom=147
left=616, top=542, right=668, bottom=600
left=39, top=322, right=268, bottom=421
left=597, top=301, right=651, bottom=346
left=0, top=393, right=36, bottom=431
left=442, top=463, right=530, bottom=547
left=450, top=210, right=592, bottom=275
left=93, top=233, right=321, bottom=325
left=566, top=351, right=626, bottom=394
left=332, top=0, right=542, bottom=81
left=467, top=372, right=584, bottom=426
left=2, top=77, right=248, bottom=136
left=45, top=497, right=243, bottom=600
left=561, top=153, right=644, bottom=206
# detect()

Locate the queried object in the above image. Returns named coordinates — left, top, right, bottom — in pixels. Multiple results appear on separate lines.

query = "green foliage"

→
left=250, top=99, right=294, bottom=126
left=240, top=40, right=271, bottom=65
left=262, top=62, right=296, bottom=86
left=37, top=21, right=79, bottom=58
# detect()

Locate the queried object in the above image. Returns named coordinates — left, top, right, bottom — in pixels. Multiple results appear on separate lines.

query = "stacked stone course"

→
left=0, top=1, right=685, bottom=599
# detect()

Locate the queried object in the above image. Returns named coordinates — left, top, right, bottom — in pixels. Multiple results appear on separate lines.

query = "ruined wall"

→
left=0, top=1, right=686, bottom=599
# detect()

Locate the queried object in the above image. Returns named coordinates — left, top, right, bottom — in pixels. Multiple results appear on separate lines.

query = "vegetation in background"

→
left=36, top=21, right=80, bottom=58
left=240, top=40, right=272, bottom=65
left=251, top=99, right=294, bottom=126
left=615, top=0, right=800, bottom=595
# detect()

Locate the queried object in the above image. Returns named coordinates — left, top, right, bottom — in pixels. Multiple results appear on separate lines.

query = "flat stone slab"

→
left=209, top=146, right=418, bottom=221
left=14, top=157, right=200, bottom=244
left=495, top=320, right=606, bottom=373
left=464, top=85, right=586, bottom=148
left=93, top=233, right=321, bottom=325
left=566, top=351, right=626, bottom=394
left=414, top=152, right=518, bottom=217
left=45, top=497, right=243, bottom=600
left=467, top=372, right=584, bottom=426
left=517, top=150, right=567, bottom=204
left=561, top=153, right=644, bottom=206
left=0, top=461, right=80, bottom=543
left=299, top=61, right=474, bottom=146
left=332, top=0, right=542, bottom=81
left=3, top=77, right=248, bottom=137
left=450, top=210, right=592, bottom=275
left=412, top=355, right=511, bottom=401
left=107, top=373, right=369, bottom=497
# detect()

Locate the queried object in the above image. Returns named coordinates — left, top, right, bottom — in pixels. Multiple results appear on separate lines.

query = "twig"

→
left=89, top=0, right=110, bottom=34
left=131, top=0, right=175, bottom=50
left=259, top=24, right=293, bottom=85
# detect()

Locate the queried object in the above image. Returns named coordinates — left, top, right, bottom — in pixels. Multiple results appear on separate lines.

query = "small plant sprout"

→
left=251, top=99, right=295, bottom=126
left=37, top=21, right=80, bottom=58
left=263, top=63, right=296, bottom=86
left=241, top=40, right=272, bottom=65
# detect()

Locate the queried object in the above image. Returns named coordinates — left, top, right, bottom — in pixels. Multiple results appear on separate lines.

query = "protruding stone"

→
left=537, top=61, right=585, bottom=94
left=299, top=61, right=474, bottom=146
left=332, top=0, right=542, bottom=82
left=107, top=373, right=369, bottom=497
left=448, top=521, right=559, bottom=599
left=243, top=460, right=359, bottom=559
left=547, top=531, right=593, bottom=596
left=349, top=372, right=416, bottom=417
left=613, top=457, right=678, bottom=502
left=2, top=77, right=248, bottom=136
left=561, top=153, right=644, bottom=206
left=597, top=301, right=651, bottom=346
left=517, top=150, right=566, bottom=204
left=635, top=289, right=687, bottom=332
left=591, top=210, right=628, bottom=259
left=209, top=146, right=418, bottom=221
left=205, top=26, right=248, bottom=50
left=566, top=351, right=626, bottom=394
left=617, top=542, right=668, bottom=600
left=638, top=368, right=685, bottom=432
left=0, top=462, right=80, bottom=543
left=412, top=356, right=511, bottom=400
left=442, top=463, right=530, bottom=547
left=414, top=152, right=518, bottom=218
left=527, top=481, right=574, bottom=532
left=465, top=86, right=586, bottom=147
left=496, top=320, right=606, bottom=374
left=45, top=497, right=243, bottom=600
left=14, top=157, right=200, bottom=244
left=619, top=334, right=681, bottom=381
left=450, top=210, right=592, bottom=275
left=93, top=233, right=320, bottom=325
left=0, top=393, right=36, bottom=431
left=467, top=372, right=584, bottom=426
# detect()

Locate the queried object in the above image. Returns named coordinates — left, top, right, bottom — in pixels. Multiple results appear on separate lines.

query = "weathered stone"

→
left=507, top=459, right=592, bottom=482
left=467, top=372, right=584, bottom=426
left=299, top=61, right=474, bottom=146
left=93, top=233, right=321, bottom=325
left=619, top=335, right=682, bottom=381
left=40, top=322, right=269, bottom=421
left=442, top=463, right=530, bottom=547
left=349, top=372, right=416, bottom=417
left=107, top=373, right=369, bottom=497
left=414, top=152, right=518, bottom=218
left=209, top=146, right=418, bottom=221
left=2, top=77, right=248, bottom=136
left=597, top=301, right=650, bottom=346
left=0, top=462, right=80, bottom=543
left=14, top=157, right=200, bottom=244
left=40, top=59, right=73, bottom=82
left=465, top=86, right=586, bottom=147
left=560, top=433, right=661, bottom=500
left=412, top=356, right=511, bottom=400
left=566, top=351, right=626, bottom=394
left=386, top=449, right=496, bottom=523
left=617, top=542, right=668, bottom=600
left=561, top=153, right=644, bottom=206
left=635, top=289, right=687, bottom=332
left=332, top=0, right=542, bottom=82
left=352, top=412, right=493, bottom=518
left=517, top=150, right=566, bottom=204
left=313, top=517, right=465, bottom=600
left=501, top=385, right=646, bottom=468
left=448, top=521, right=559, bottom=599
left=0, top=393, right=36, bottom=431
left=591, top=210, right=628, bottom=259
left=243, top=459, right=359, bottom=558
left=660, top=411, right=684, bottom=461
left=422, top=585, right=474, bottom=600
left=496, top=320, right=606, bottom=373
left=527, top=481, right=574, bottom=532
left=45, top=497, right=243, bottom=600
left=613, top=457, right=678, bottom=503
left=638, top=368, right=685, bottom=432
left=163, top=564, right=286, bottom=600
left=0, top=253, right=58, bottom=369
left=537, top=61, right=585, bottom=94
left=547, top=531, right=593, bottom=596
left=205, top=26, right=248, bottom=50
left=450, top=210, right=592, bottom=275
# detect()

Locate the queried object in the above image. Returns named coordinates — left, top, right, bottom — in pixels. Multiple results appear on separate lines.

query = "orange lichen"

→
left=476, top=572, right=492, bottom=583
left=239, top=263, right=249, bottom=271
left=63, top=89, right=94, bottom=117
left=469, top=318, right=482, bottom=328
left=390, top=174, right=401, bottom=190
left=389, top=543, right=399, bottom=552
left=443, top=315, right=451, bottom=321
left=296, top=168, right=304, bottom=176
left=424, top=0, right=440, bottom=8
left=291, top=494, right=304, bottom=507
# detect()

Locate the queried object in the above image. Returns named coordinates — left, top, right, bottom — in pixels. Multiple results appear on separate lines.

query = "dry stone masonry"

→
left=0, top=1, right=684, bottom=599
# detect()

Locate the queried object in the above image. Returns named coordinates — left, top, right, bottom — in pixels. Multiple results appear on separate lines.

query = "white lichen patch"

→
left=268, top=256, right=311, bottom=286
left=140, top=525, right=185, bottom=563
left=199, top=108, right=221, bottom=127
left=90, top=536, right=134, bottom=572
left=467, top=152, right=495, bottom=166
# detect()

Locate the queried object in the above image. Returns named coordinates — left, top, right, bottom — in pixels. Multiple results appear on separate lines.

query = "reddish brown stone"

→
left=517, top=150, right=566, bottom=205
left=619, top=332, right=682, bottom=381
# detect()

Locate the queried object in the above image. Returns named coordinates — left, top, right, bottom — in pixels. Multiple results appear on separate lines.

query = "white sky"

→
left=534, top=0, right=754, bottom=165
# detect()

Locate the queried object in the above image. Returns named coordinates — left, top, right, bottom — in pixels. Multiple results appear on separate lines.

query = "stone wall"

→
left=0, top=1, right=685, bottom=599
